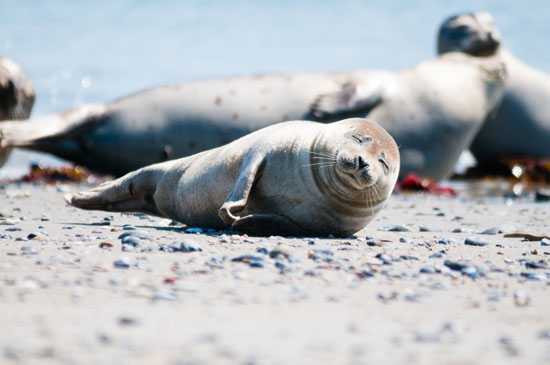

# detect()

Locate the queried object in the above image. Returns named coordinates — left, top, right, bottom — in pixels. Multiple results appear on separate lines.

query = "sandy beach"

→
left=0, top=181, right=549, bottom=364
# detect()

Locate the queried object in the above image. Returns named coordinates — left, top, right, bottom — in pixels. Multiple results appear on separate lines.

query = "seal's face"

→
left=330, top=119, right=400, bottom=195
left=437, top=12, right=501, bottom=57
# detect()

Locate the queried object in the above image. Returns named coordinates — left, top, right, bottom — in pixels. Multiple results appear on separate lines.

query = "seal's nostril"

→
left=357, top=156, right=369, bottom=170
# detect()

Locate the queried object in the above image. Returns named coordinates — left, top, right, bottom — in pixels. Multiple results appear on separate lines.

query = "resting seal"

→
left=0, top=57, right=35, bottom=167
left=64, top=118, right=399, bottom=237
left=0, top=51, right=503, bottom=180
left=438, top=12, right=550, bottom=162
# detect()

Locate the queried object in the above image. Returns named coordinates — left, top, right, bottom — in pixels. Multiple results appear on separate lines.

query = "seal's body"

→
left=438, top=12, right=550, bottom=162
left=1, top=53, right=503, bottom=180
left=65, top=119, right=400, bottom=237
left=0, top=57, right=35, bottom=166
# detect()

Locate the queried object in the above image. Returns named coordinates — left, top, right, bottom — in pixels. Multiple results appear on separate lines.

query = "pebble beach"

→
left=1, top=182, right=549, bottom=364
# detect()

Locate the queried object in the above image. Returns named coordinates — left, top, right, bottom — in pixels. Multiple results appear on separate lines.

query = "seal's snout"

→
left=357, top=155, right=369, bottom=170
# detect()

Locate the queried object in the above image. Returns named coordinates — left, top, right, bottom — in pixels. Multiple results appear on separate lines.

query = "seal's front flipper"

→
left=218, top=153, right=266, bottom=226
left=308, top=81, right=384, bottom=121
left=231, top=214, right=310, bottom=237
left=64, top=167, right=162, bottom=216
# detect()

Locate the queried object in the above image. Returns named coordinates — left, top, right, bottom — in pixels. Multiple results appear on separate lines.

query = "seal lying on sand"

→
left=438, top=12, right=550, bottom=162
left=65, top=118, right=400, bottom=237
left=0, top=57, right=35, bottom=166
left=0, top=52, right=504, bottom=180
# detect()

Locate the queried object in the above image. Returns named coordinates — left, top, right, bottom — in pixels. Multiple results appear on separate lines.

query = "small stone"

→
left=118, top=317, right=138, bottom=326
left=399, top=237, right=408, bottom=243
left=113, top=258, right=131, bottom=268
left=118, top=231, right=151, bottom=240
left=420, top=266, right=436, bottom=274
left=167, top=239, right=202, bottom=252
left=444, top=260, right=468, bottom=271
left=541, top=238, right=550, bottom=246
left=513, top=290, right=531, bottom=307
left=465, top=237, right=488, bottom=247
left=122, top=224, right=136, bottom=231
left=461, top=266, right=480, bottom=279
left=521, top=272, right=546, bottom=281
left=378, top=224, right=410, bottom=232
left=121, top=236, right=143, bottom=247
left=419, top=226, right=441, bottom=232
left=184, top=227, right=204, bottom=234
left=5, top=227, right=22, bottom=232
left=231, top=254, right=264, bottom=263
left=375, top=253, right=392, bottom=265
left=99, top=241, right=114, bottom=249
left=481, top=227, right=502, bottom=235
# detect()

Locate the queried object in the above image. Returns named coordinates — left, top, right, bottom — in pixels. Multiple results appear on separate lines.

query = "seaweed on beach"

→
left=18, top=163, right=93, bottom=184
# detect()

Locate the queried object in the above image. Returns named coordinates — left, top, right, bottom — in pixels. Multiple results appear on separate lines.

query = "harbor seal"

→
left=0, top=57, right=35, bottom=167
left=0, top=51, right=504, bottom=181
left=438, top=12, right=550, bottom=162
left=64, top=118, right=400, bottom=237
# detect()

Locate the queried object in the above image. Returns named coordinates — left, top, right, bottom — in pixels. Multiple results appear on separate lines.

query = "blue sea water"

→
left=0, top=0, right=549, bottom=177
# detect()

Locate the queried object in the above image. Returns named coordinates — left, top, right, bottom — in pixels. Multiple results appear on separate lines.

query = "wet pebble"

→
left=464, top=237, right=489, bottom=247
left=541, top=238, right=550, bottom=247
left=378, top=224, right=410, bottom=232
left=122, top=224, right=136, bottom=231
left=399, top=237, right=408, bottom=243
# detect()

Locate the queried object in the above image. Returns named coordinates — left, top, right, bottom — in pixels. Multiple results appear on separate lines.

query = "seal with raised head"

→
left=0, top=57, right=35, bottom=167
left=0, top=50, right=504, bottom=181
left=438, top=12, right=550, bottom=162
left=64, top=118, right=399, bottom=237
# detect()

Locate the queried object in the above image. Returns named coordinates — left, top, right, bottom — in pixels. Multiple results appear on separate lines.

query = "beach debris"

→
left=99, top=241, right=114, bottom=249
left=19, top=163, right=92, bottom=183
left=397, top=173, right=457, bottom=196
left=504, top=232, right=550, bottom=241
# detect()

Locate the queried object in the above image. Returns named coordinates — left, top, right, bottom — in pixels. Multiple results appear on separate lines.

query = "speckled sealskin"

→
left=65, top=118, right=399, bottom=237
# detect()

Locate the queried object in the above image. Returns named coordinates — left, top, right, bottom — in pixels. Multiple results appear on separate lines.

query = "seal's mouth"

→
left=346, top=171, right=375, bottom=189
left=467, top=39, right=500, bottom=57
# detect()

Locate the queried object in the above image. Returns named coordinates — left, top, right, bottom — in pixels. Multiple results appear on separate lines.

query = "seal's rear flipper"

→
left=64, top=168, right=162, bottom=216
left=0, top=104, right=106, bottom=150
left=308, top=80, right=384, bottom=121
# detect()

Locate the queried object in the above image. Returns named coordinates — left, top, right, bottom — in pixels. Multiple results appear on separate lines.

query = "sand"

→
left=0, top=182, right=549, bottom=365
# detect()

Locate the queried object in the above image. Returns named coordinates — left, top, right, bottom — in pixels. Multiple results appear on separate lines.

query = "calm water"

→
left=1, top=0, right=549, bottom=177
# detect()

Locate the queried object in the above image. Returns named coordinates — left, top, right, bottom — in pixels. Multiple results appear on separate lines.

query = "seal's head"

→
left=312, top=118, right=399, bottom=207
left=437, top=12, right=501, bottom=57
